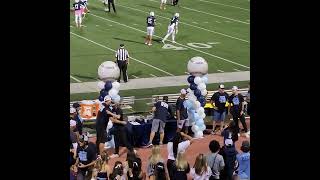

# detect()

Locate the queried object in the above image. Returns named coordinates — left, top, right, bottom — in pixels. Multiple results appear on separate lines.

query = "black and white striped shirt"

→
left=115, top=48, right=129, bottom=61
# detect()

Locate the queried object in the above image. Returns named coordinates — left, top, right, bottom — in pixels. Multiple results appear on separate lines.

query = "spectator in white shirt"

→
left=167, top=132, right=194, bottom=180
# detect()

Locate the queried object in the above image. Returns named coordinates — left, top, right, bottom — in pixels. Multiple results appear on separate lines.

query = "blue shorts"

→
left=213, top=110, right=226, bottom=122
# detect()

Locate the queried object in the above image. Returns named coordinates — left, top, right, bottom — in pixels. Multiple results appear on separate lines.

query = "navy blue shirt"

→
left=228, top=94, right=244, bottom=113
left=77, top=145, right=96, bottom=166
left=176, top=97, right=188, bottom=120
left=211, top=92, right=229, bottom=113
left=147, top=16, right=156, bottom=27
left=173, top=163, right=190, bottom=180
left=96, top=105, right=111, bottom=131
left=112, top=107, right=124, bottom=127
left=154, top=101, right=171, bottom=121
left=170, top=16, right=179, bottom=26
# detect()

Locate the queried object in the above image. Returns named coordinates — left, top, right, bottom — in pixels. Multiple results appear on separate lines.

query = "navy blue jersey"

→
left=154, top=101, right=170, bottom=121
left=176, top=97, right=188, bottom=120
left=73, top=2, right=82, bottom=11
left=170, top=16, right=179, bottom=26
left=147, top=16, right=156, bottom=27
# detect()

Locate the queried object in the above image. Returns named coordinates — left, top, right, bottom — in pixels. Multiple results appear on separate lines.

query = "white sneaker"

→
left=110, top=154, right=119, bottom=159
left=145, top=42, right=148, bottom=45
left=172, top=41, right=176, bottom=43
left=104, top=8, right=108, bottom=12
left=148, top=43, right=152, bottom=46
left=161, top=40, right=165, bottom=44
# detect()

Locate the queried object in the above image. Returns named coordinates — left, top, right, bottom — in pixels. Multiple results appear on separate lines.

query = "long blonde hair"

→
left=149, top=145, right=162, bottom=165
left=96, top=153, right=109, bottom=172
left=193, top=154, right=208, bottom=175
left=175, top=152, right=188, bottom=170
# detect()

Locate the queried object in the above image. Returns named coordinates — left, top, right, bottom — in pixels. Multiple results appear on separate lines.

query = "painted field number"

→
left=162, top=42, right=220, bottom=50
left=162, top=44, right=188, bottom=50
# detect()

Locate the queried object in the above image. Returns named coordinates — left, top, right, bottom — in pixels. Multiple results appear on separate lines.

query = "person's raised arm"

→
left=180, top=132, right=194, bottom=144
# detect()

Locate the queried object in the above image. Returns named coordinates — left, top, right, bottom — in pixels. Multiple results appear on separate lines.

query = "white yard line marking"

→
left=207, top=42, right=220, bottom=44
left=89, top=13, right=250, bottom=69
left=198, top=0, right=250, bottom=11
left=70, top=75, right=82, bottom=82
left=148, top=0, right=249, bottom=24
left=234, top=68, right=241, bottom=72
left=117, top=4, right=249, bottom=43
left=150, top=74, right=158, bottom=77
left=96, top=25, right=99, bottom=26
left=192, top=22, right=198, bottom=24
left=70, top=32, right=175, bottom=76
left=216, top=21, right=221, bottom=23
left=133, top=23, right=138, bottom=26
left=181, top=6, right=249, bottom=25
left=217, top=69, right=225, bottom=72
left=132, top=75, right=139, bottom=78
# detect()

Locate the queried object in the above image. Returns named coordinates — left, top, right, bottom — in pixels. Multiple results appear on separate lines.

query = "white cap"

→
left=70, top=120, right=77, bottom=127
left=232, top=86, right=238, bottom=91
left=219, top=84, right=225, bottom=89
left=70, top=107, right=76, bottom=114
left=150, top=12, right=154, bottom=16
left=175, top=13, right=180, bottom=17
left=104, top=95, right=112, bottom=102
left=225, top=139, right=233, bottom=146
left=180, top=89, right=187, bottom=95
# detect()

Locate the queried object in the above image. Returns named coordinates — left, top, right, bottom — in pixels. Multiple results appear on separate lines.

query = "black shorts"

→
left=96, top=128, right=107, bottom=144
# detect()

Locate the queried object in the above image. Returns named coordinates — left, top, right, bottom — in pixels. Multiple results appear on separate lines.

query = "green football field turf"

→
left=70, top=0, right=250, bottom=83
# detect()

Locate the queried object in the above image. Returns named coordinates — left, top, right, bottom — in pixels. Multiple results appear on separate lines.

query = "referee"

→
left=115, top=44, right=129, bottom=83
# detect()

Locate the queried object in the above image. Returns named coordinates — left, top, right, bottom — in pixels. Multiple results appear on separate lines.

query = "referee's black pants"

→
left=113, top=125, right=133, bottom=154
left=117, top=60, right=128, bottom=82
left=108, top=0, right=116, bottom=13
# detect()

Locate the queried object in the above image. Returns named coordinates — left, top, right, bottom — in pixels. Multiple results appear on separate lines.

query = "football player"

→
left=73, top=0, right=84, bottom=28
left=145, top=12, right=156, bottom=46
left=162, top=13, right=179, bottom=44
left=80, top=0, right=90, bottom=18
left=160, top=0, right=167, bottom=10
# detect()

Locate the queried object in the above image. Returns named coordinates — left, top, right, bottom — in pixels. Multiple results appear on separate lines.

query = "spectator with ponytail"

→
left=147, top=146, right=164, bottom=179
left=109, top=161, right=126, bottom=180
left=167, top=132, right=194, bottom=180
left=125, top=150, right=145, bottom=180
